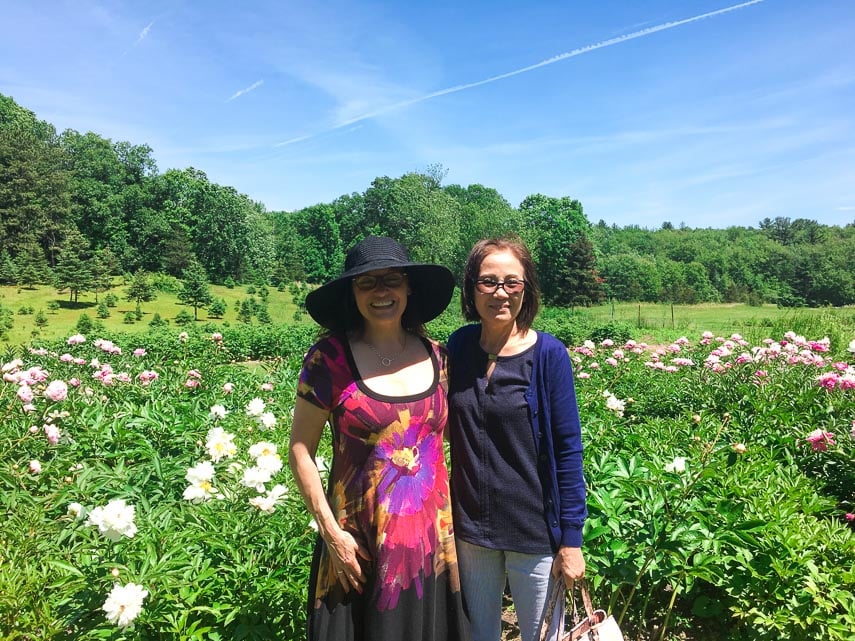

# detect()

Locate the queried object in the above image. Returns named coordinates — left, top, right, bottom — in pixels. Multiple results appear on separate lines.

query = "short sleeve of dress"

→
left=296, top=339, right=337, bottom=411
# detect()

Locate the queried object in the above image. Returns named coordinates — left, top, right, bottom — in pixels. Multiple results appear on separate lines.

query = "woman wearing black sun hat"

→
left=289, top=235, right=471, bottom=641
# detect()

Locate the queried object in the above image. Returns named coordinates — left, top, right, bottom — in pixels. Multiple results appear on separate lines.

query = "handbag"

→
left=539, top=577, right=625, bottom=641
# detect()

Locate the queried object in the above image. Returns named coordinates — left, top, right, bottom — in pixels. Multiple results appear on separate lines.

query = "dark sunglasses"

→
left=353, top=272, right=407, bottom=291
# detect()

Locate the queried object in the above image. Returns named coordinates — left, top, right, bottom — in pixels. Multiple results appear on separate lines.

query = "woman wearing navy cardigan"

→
left=447, top=237, right=587, bottom=641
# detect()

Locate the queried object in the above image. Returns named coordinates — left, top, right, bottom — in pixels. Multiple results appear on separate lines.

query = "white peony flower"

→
left=245, top=397, right=266, bottom=417
left=205, top=427, right=237, bottom=462
left=604, top=393, right=626, bottom=417
left=183, top=482, right=220, bottom=503
left=665, top=456, right=687, bottom=473
left=248, top=441, right=277, bottom=459
left=102, top=582, right=148, bottom=629
left=258, top=411, right=277, bottom=430
left=208, top=404, right=228, bottom=420
left=240, top=466, right=272, bottom=493
left=849, top=338, right=855, bottom=354
left=255, top=453, right=283, bottom=475
left=86, top=499, right=137, bottom=541
left=249, top=484, right=288, bottom=513
left=67, top=502, right=85, bottom=519
left=185, top=461, right=215, bottom=486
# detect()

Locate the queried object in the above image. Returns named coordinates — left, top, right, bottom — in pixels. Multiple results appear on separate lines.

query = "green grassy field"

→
left=0, top=283, right=307, bottom=345
left=583, top=300, right=855, bottom=338
left=3, top=283, right=854, bottom=347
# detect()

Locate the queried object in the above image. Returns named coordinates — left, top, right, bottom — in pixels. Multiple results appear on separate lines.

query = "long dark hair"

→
left=461, top=236, right=540, bottom=332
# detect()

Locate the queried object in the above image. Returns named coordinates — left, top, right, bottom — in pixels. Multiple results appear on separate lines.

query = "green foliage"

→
left=150, top=273, right=183, bottom=294
left=571, top=331, right=855, bottom=640
left=124, top=310, right=137, bottom=324
left=149, top=312, right=168, bottom=328
left=174, top=309, right=195, bottom=326
left=224, top=276, right=236, bottom=289
left=125, top=270, right=157, bottom=314
left=75, top=313, right=94, bottom=334
left=96, top=301, right=110, bottom=319
left=208, top=298, right=227, bottom=319
left=17, top=304, right=35, bottom=315
left=104, top=292, right=118, bottom=308
left=0, top=304, right=13, bottom=339
left=34, top=309, right=48, bottom=328
left=256, top=304, right=272, bottom=325
left=47, top=300, right=60, bottom=313
left=177, top=261, right=214, bottom=321
left=1, top=325, right=852, bottom=639
left=53, top=227, right=94, bottom=303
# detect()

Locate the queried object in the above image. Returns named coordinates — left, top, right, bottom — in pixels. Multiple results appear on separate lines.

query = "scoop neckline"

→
left=343, top=335, right=440, bottom=403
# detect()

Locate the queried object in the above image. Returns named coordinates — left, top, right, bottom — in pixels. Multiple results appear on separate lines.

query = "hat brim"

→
left=305, top=263, right=455, bottom=332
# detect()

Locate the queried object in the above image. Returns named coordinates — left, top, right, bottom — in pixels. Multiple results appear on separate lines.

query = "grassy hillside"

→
left=3, top=282, right=854, bottom=349
left=0, top=282, right=308, bottom=345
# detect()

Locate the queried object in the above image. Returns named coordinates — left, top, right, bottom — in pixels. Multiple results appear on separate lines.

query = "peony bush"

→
left=0, top=326, right=853, bottom=640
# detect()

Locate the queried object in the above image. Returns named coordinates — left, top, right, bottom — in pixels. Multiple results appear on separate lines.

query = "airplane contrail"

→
left=229, top=80, right=264, bottom=102
left=276, top=0, right=765, bottom=147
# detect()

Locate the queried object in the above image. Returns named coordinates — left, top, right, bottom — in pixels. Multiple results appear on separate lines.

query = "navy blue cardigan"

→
left=447, top=324, right=587, bottom=549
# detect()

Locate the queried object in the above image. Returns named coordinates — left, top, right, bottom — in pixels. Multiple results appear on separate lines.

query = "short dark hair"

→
left=461, top=236, right=540, bottom=332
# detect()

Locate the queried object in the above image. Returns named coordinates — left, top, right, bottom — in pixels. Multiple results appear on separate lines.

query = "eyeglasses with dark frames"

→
left=353, top=272, right=407, bottom=291
left=475, top=278, right=526, bottom=294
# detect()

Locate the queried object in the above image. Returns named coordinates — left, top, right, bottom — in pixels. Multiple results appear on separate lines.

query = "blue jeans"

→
left=457, top=539, right=563, bottom=641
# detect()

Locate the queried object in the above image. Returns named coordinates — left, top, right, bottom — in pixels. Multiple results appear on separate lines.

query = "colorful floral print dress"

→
left=297, top=335, right=470, bottom=641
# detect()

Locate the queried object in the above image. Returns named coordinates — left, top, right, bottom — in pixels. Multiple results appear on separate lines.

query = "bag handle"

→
left=538, top=578, right=602, bottom=641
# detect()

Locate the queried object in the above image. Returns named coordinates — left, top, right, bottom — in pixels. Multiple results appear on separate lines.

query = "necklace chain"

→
left=364, top=334, right=407, bottom=367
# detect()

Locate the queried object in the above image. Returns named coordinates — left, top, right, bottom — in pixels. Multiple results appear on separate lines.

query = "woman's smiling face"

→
left=474, top=249, right=526, bottom=327
left=351, top=269, right=410, bottom=327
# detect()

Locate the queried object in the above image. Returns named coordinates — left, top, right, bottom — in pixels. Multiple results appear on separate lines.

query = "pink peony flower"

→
left=261, top=382, right=274, bottom=392
left=845, top=513, right=854, bottom=522
left=17, top=385, right=34, bottom=404
left=59, top=353, right=74, bottom=362
left=211, top=332, right=223, bottom=342
left=223, top=382, right=234, bottom=394
left=133, top=348, right=147, bottom=357
left=44, top=424, right=61, bottom=445
left=805, top=429, right=835, bottom=452
left=137, top=371, right=159, bottom=385
left=29, top=460, right=42, bottom=474
left=44, top=380, right=68, bottom=402
left=67, top=334, right=86, bottom=345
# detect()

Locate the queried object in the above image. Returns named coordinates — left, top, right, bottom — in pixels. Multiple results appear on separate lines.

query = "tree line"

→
left=2, top=92, right=854, bottom=308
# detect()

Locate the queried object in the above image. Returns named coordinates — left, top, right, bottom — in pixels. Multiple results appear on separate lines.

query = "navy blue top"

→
left=449, top=338, right=552, bottom=553
left=448, top=324, right=587, bottom=550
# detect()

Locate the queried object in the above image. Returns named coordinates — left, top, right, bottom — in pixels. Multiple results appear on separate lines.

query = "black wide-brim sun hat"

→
left=305, top=235, right=455, bottom=332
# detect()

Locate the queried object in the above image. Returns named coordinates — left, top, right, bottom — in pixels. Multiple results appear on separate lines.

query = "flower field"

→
left=1, top=326, right=853, bottom=640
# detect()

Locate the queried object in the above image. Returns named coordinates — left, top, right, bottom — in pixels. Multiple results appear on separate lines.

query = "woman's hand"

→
left=552, top=546, right=585, bottom=588
left=325, top=527, right=371, bottom=593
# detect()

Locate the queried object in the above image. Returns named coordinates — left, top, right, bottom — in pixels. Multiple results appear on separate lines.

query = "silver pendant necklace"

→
left=364, top=334, right=407, bottom=367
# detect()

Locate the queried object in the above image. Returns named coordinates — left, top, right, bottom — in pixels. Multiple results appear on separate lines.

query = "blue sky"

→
left=2, top=0, right=853, bottom=228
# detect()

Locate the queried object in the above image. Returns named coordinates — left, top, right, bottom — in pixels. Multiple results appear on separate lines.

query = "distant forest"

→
left=2, top=92, right=854, bottom=307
